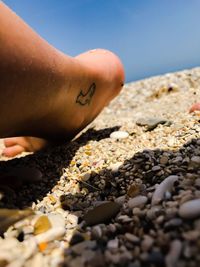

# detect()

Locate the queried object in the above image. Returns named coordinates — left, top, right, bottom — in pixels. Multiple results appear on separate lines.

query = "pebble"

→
left=110, top=162, right=123, bottom=173
left=128, top=196, right=148, bottom=209
left=146, top=205, right=162, bottom=220
left=83, top=201, right=121, bottom=226
left=165, top=239, right=182, bottom=267
left=179, top=199, right=200, bottom=219
left=136, top=117, right=168, bottom=131
left=115, top=195, right=126, bottom=205
left=127, top=182, right=143, bottom=197
left=71, top=240, right=97, bottom=255
left=141, top=235, right=154, bottom=252
left=160, top=156, right=169, bottom=166
left=151, top=175, right=179, bottom=205
left=91, top=225, right=102, bottom=239
left=107, top=238, right=119, bottom=249
left=195, top=178, right=200, bottom=187
left=164, top=218, right=182, bottom=230
left=189, top=102, right=200, bottom=113
left=189, top=156, right=200, bottom=168
left=110, top=130, right=129, bottom=139
left=125, top=233, right=140, bottom=244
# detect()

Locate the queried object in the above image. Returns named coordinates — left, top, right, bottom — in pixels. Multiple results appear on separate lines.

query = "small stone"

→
left=83, top=202, right=121, bottom=226
left=33, top=215, right=52, bottom=235
left=107, top=238, right=119, bottom=249
left=179, top=199, right=200, bottom=219
left=195, top=178, right=200, bottom=187
left=136, top=117, right=168, bottom=131
left=189, top=156, right=200, bottom=168
left=151, top=175, right=179, bottom=205
left=125, top=233, right=140, bottom=244
left=82, top=172, right=91, bottom=181
left=160, top=156, right=169, bottom=165
left=164, top=218, right=182, bottom=230
left=91, top=225, right=102, bottom=239
left=165, top=240, right=182, bottom=267
left=141, top=235, right=154, bottom=252
left=127, top=182, right=143, bottom=197
left=71, top=240, right=97, bottom=255
left=146, top=206, right=162, bottom=220
left=110, top=162, right=123, bottom=173
left=115, top=195, right=126, bottom=205
left=110, top=131, right=129, bottom=139
left=128, top=195, right=148, bottom=209
left=189, top=102, right=200, bottom=113
left=152, top=165, right=161, bottom=171
left=182, top=230, right=200, bottom=241
left=70, top=232, right=85, bottom=245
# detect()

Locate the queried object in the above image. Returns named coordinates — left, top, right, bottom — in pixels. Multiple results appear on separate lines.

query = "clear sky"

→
left=3, top=0, right=200, bottom=82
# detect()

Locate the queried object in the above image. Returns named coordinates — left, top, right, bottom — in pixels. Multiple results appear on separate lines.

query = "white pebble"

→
left=107, top=238, right=119, bottom=249
left=128, top=195, right=148, bottom=209
left=179, top=199, right=200, bottom=219
left=151, top=175, right=179, bottom=205
left=110, top=131, right=129, bottom=139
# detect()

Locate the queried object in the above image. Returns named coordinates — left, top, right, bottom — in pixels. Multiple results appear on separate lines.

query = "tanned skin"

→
left=0, top=2, right=125, bottom=157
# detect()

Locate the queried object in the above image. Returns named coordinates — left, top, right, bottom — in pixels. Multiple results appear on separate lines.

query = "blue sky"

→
left=4, top=0, right=200, bottom=82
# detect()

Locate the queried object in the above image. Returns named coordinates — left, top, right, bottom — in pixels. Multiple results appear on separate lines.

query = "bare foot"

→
left=2, top=49, right=124, bottom=157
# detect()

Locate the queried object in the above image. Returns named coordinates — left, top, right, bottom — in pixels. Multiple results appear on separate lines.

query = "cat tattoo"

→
left=76, top=83, right=96, bottom=106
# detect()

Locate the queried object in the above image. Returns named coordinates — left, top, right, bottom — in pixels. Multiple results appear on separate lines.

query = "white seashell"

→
left=179, top=199, right=200, bottom=219
left=151, top=175, right=179, bottom=205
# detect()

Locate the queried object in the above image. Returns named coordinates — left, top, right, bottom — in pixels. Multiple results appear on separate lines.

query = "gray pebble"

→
left=128, top=195, right=148, bottom=209
left=164, top=218, right=182, bottom=229
left=115, top=195, right=126, bottom=205
left=136, top=117, right=168, bottom=131
left=141, top=235, right=154, bottom=252
left=125, top=233, right=140, bottom=244
left=179, top=199, right=200, bottom=219
left=165, top=240, right=182, bottom=267
left=195, top=178, right=200, bottom=187
left=146, top=205, right=162, bottom=220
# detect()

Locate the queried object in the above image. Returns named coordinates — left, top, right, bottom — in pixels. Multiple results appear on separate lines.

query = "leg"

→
left=0, top=3, right=124, bottom=157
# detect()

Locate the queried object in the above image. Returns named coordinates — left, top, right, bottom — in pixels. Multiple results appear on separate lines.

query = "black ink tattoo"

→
left=76, top=83, right=96, bottom=106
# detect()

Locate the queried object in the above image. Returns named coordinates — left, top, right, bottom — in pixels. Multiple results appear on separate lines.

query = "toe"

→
left=2, top=145, right=26, bottom=157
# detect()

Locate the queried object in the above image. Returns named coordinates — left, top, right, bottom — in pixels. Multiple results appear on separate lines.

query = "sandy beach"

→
left=0, top=67, right=200, bottom=266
